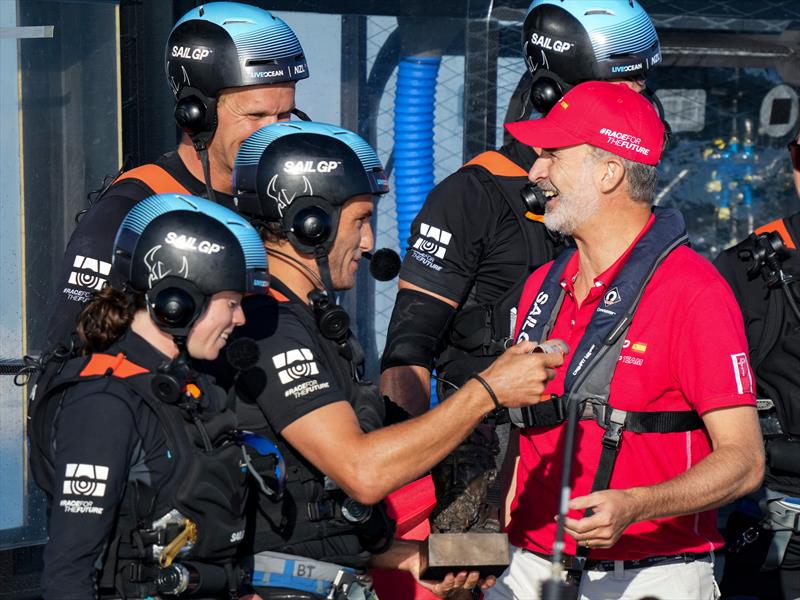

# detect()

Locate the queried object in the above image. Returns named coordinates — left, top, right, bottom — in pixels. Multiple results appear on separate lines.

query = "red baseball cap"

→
left=506, top=81, right=665, bottom=166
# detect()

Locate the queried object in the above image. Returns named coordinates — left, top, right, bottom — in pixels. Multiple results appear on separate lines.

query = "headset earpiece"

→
left=174, top=86, right=218, bottom=145
left=529, top=75, right=564, bottom=115
left=151, top=287, right=196, bottom=328
left=146, top=277, right=207, bottom=337
left=293, top=206, right=332, bottom=247
left=282, top=197, right=338, bottom=254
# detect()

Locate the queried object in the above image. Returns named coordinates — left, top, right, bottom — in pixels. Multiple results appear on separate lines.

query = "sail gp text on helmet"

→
left=529, top=33, right=573, bottom=53
left=283, top=160, right=342, bottom=175
left=171, top=45, right=212, bottom=61
left=165, top=232, right=224, bottom=254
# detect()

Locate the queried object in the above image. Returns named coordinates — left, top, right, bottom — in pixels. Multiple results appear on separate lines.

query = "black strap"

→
left=469, top=373, right=501, bottom=410
left=624, top=409, right=703, bottom=433
left=516, top=396, right=703, bottom=433
left=567, top=403, right=704, bottom=583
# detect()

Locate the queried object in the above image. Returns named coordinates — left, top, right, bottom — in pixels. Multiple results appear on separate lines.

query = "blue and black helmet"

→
left=523, top=0, right=661, bottom=114
left=233, top=122, right=388, bottom=252
left=166, top=2, right=309, bottom=99
left=113, top=194, right=269, bottom=335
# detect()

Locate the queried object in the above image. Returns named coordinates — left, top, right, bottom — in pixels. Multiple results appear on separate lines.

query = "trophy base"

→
left=421, top=532, right=510, bottom=579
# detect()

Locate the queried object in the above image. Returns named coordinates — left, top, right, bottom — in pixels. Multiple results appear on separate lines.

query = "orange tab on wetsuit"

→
left=755, top=218, right=796, bottom=250
left=464, top=151, right=544, bottom=223
left=269, top=289, right=290, bottom=303
left=114, top=164, right=191, bottom=195
left=464, top=151, right=528, bottom=177
left=80, top=353, right=149, bottom=378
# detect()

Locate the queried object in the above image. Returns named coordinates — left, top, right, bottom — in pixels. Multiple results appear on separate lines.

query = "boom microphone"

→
left=225, top=337, right=261, bottom=372
left=364, top=248, right=401, bottom=281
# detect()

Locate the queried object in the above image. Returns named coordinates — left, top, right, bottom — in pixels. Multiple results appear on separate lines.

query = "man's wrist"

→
left=462, top=377, right=498, bottom=415
left=624, top=487, right=650, bottom=523
left=469, top=373, right=501, bottom=411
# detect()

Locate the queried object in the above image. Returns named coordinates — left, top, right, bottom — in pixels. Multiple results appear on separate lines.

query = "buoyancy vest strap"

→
left=79, top=353, right=149, bottom=378
left=755, top=217, right=797, bottom=250
left=463, top=151, right=528, bottom=177
left=113, top=164, right=191, bottom=195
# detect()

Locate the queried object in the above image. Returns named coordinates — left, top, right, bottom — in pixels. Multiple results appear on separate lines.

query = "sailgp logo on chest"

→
left=517, top=291, right=550, bottom=341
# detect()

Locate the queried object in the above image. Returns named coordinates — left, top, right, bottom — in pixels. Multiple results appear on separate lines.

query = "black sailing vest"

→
left=435, top=151, right=564, bottom=397
left=29, top=352, right=247, bottom=598
left=736, top=214, right=800, bottom=491
left=511, top=208, right=704, bottom=488
left=243, top=290, right=392, bottom=570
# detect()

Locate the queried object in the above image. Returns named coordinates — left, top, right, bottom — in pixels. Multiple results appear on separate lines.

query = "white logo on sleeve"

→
left=68, top=255, right=111, bottom=291
left=413, top=223, right=452, bottom=259
left=731, top=352, right=754, bottom=394
left=272, top=348, right=319, bottom=384
left=63, top=463, right=109, bottom=497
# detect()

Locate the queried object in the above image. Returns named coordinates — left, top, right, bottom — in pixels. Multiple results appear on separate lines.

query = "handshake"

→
left=467, top=339, right=567, bottom=411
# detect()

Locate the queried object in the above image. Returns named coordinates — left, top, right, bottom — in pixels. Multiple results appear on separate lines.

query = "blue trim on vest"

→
left=253, top=560, right=332, bottom=594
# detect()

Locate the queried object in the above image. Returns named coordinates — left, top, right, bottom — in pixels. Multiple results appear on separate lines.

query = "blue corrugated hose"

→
left=394, top=56, right=441, bottom=255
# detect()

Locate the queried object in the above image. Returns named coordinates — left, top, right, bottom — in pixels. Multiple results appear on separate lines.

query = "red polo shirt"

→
left=508, top=215, right=755, bottom=560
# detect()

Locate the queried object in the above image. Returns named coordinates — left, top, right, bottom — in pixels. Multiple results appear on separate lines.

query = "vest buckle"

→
left=308, top=499, right=335, bottom=521
left=600, top=408, right=628, bottom=450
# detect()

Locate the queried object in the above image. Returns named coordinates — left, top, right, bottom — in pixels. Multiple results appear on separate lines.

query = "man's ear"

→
left=596, top=156, right=625, bottom=194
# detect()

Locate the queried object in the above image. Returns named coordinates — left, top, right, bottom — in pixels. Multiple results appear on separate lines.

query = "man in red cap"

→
left=486, top=81, right=765, bottom=600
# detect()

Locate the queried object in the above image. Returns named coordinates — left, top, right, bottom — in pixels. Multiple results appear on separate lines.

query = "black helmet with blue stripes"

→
left=523, top=0, right=661, bottom=114
left=233, top=122, right=389, bottom=253
left=113, top=193, right=269, bottom=336
left=166, top=2, right=309, bottom=148
left=167, top=2, right=308, bottom=97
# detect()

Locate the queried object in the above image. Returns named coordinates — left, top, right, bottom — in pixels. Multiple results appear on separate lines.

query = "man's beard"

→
left=543, top=176, right=600, bottom=236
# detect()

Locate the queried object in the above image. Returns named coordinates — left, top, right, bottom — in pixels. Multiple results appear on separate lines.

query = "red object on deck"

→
left=371, top=475, right=440, bottom=600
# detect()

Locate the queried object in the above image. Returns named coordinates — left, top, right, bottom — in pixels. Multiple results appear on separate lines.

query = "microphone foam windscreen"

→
left=369, top=248, right=401, bottom=281
left=225, top=337, right=261, bottom=371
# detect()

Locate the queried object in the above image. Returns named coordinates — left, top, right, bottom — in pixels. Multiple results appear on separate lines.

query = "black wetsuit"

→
left=45, top=152, right=234, bottom=347
left=233, top=278, right=389, bottom=575
left=41, top=332, right=244, bottom=599
left=715, top=213, right=800, bottom=600
left=383, top=138, right=562, bottom=393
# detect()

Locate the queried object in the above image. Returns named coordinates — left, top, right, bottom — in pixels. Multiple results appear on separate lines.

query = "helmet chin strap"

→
left=313, top=246, right=337, bottom=298
left=196, top=144, right=217, bottom=204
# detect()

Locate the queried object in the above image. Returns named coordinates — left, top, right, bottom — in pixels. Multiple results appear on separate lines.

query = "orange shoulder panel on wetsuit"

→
left=464, top=150, right=528, bottom=177
left=113, top=164, right=191, bottom=195
left=755, top=218, right=797, bottom=250
left=79, top=353, right=149, bottom=378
